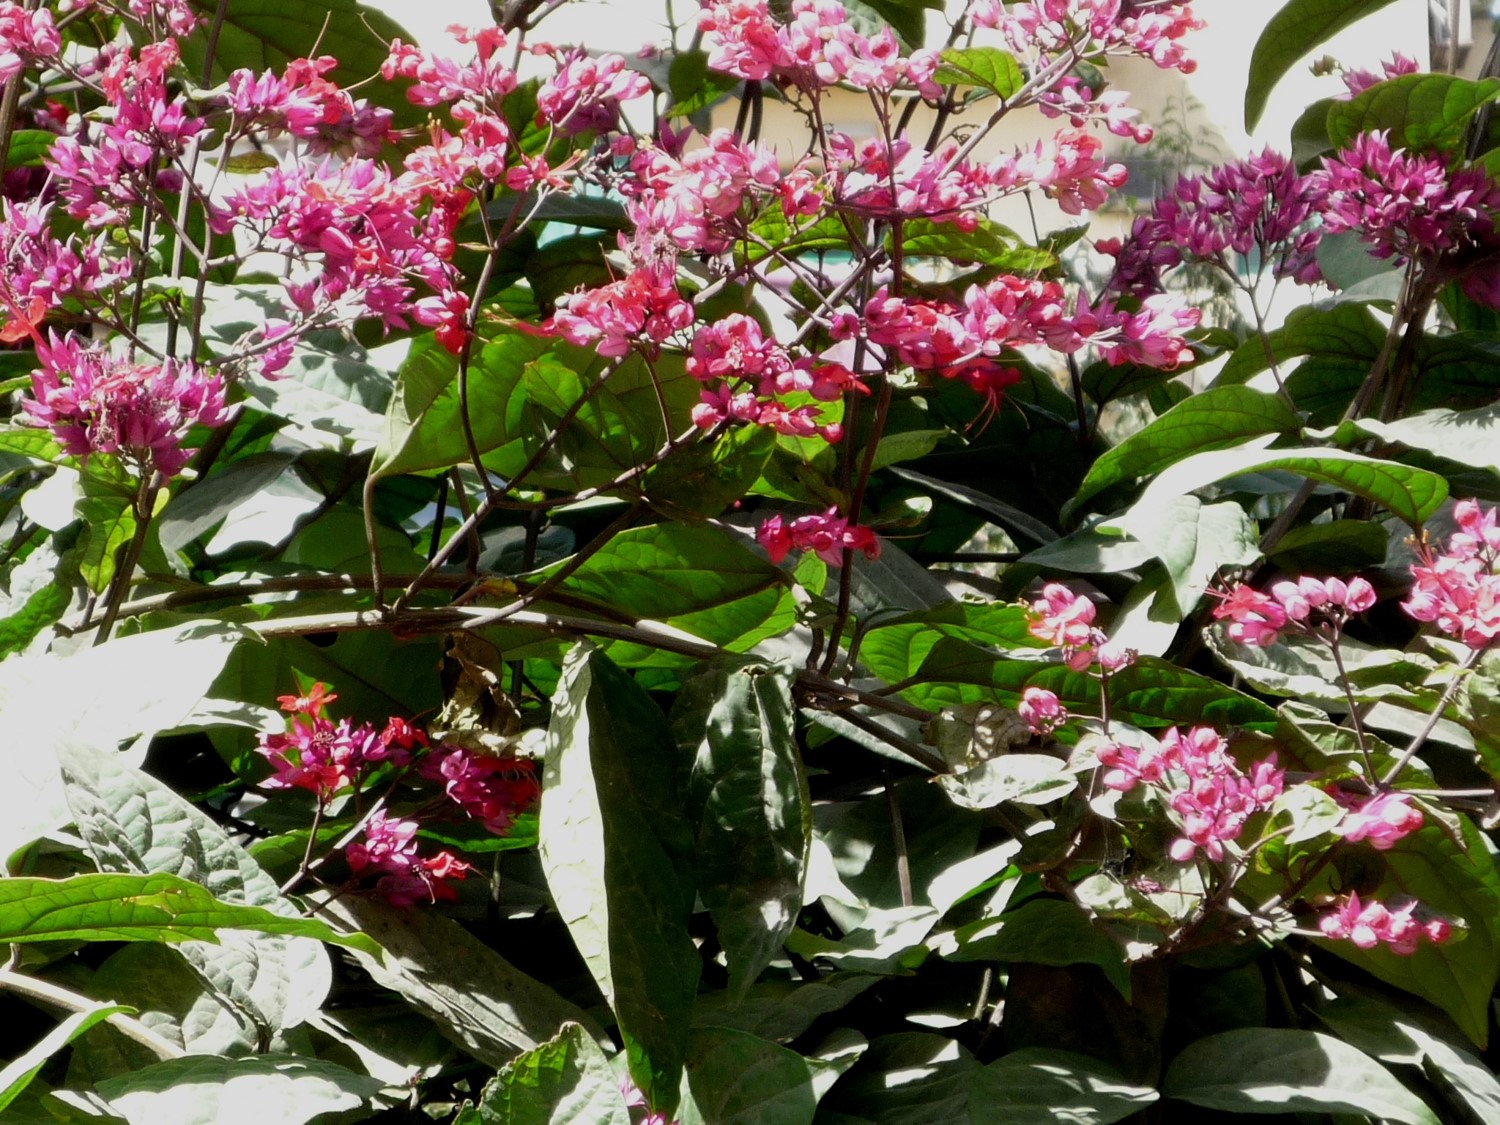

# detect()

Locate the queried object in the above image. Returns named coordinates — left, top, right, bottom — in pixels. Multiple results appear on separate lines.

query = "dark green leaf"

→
left=820, top=1033, right=979, bottom=1123
left=887, top=467, right=1058, bottom=545
left=0, top=1003, right=130, bottom=1113
left=947, top=898, right=1130, bottom=998
left=968, top=1049, right=1157, bottom=1124
left=1074, top=387, right=1301, bottom=510
left=676, top=660, right=809, bottom=1002
left=1215, top=302, right=1383, bottom=388
left=6, top=129, right=55, bottom=169
left=1290, top=96, right=1337, bottom=169
left=666, top=50, right=741, bottom=117
left=1326, top=74, right=1500, bottom=154
left=896, top=219, right=1057, bottom=273
left=1244, top=0, right=1401, bottom=131
left=476, top=1022, right=631, bottom=1125
left=692, top=974, right=877, bottom=1042
left=318, top=896, right=602, bottom=1067
left=0, top=873, right=379, bottom=954
left=1266, top=519, right=1389, bottom=571
left=1163, top=1027, right=1439, bottom=1122
left=685, top=1026, right=854, bottom=1125
left=540, top=645, right=699, bottom=1113
left=524, top=236, right=612, bottom=309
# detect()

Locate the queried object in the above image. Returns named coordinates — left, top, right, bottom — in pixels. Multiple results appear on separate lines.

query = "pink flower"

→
left=20, top=334, right=226, bottom=477
left=0, top=2, right=58, bottom=85
left=1097, top=739, right=1170, bottom=791
left=535, top=47, right=650, bottom=135
left=346, top=810, right=472, bottom=908
left=1018, top=687, right=1066, bottom=734
left=757, top=509, right=880, bottom=566
left=256, top=715, right=379, bottom=800
left=547, top=271, right=694, bottom=357
left=1206, top=579, right=1279, bottom=644
left=1027, top=583, right=1098, bottom=652
left=1340, top=52, right=1419, bottom=99
left=1318, top=891, right=1451, bottom=955
left=1404, top=501, right=1500, bottom=650
left=418, top=747, right=540, bottom=835
left=1327, top=788, right=1423, bottom=850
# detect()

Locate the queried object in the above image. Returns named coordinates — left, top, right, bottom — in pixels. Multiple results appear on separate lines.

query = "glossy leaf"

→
left=540, top=645, right=699, bottom=1113
left=92, top=1053, right=382, bottom=1125
left=947, top=898, right=1131, bottom=998
left=968, top=1049, right=1157, bottom=1124
left=476, top=1023, right=631, bottom=1125
left=1106, top=495, right=1261, bottom=614
left=895, top=219, right=1057, bottom=273
left=934, top=47, right=1024, bottom=99
left=1163, top=1027, right=1439, bottom=1122
left=938, top=755, right=1078, bottom=811
left=317, top=896, right=601, bottom=1067
left=684, top=1027, right=852, bottom=1125
left=819, top=1033, right=979, bottom=1123
left=676, top=660, right=809, bottom=1002
left=1074, top=387, right=1301, bottom=509
left=0, top=873, right=378, bottom=954
left=1129, top=445, right=1448, bottom=529
left=1342, top=402, right=1500, bottom=475
left=1326, top=74, right=1500, bottom=154
left=1215, top=303, right=1383, bottom=387
left=692, top=974, right=877, bottom=1043
left=1244, top=0, right=1401, bottom=130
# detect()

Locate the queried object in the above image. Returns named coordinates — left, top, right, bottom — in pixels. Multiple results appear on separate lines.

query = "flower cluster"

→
left=1340, top=51, right=1419, bottom=99
left=687, top=314, right=864, bottom=439
left=699, top=0, right=941, bottom=96
left=1317, top=891, right=1451, bottom=955
left=0, top=1, right=58, bottom=85
left=1211, top=574, right=1377, bottom=648
left=255, top=683, right=538, bottom=908
left=1098, top=726, right=1284, bottom=863
left=226, top=55, right=393, bottom=158
left=534, top=45, right=651, bottom=135
left=1026, top=583, right=1135, bottom=672
left=758, top=508, right=880, bottom=566
left=20, top=335, right=226, bottom=477
left=0, top=199, right=130, bottom=342
left=1313, top=132, right=1500, bottom=270
left=1404, top=499, right=1500, bottom=649
left=1018, top=687, right=1067, bottom=734
left=981, top=0, right=1205, bottom=75
left=1099, top=150, right=1324, bottom=294
left=346, top=810, right=473, bottom=908
left=1326, top=788, right=1424, bottom=851
left=547, top=269, right=694, bottom=358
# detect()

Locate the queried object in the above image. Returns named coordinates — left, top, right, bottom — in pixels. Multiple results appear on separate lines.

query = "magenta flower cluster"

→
left=1318, top=891, right=1451, bottom=956
left=1404, top=499, right=1500, bottom=650
left=1211, top=574, right=1377, bottom=648
left=1026, top=582, right=1137, bottom=672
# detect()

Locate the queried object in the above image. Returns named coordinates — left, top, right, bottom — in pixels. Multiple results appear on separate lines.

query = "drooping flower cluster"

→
left=1317, top=891, right=1452, bottom=955
left=0, top=198, right=130, bottom=341
left=547, top=268, right=695, bottom=358
left=687, top=313, right=865, bottom=439
left=1326, top=787, right=1424, bottom=851
left=1099, top=150, right=1324, bottom=294
left=1098, top=726, right=1284, bottom=863
left=1404, top=499, right=1500, bottom=649
left=698, top=0, right=941, bottom=96
left=1211, top=574, right=1377, bottom=648
left=621, top=128, right=782, bottom=256
left=346, top=810, right=473, bottom=908
left=758, top=508, right=880, bottom=566
left=255, top=683, right=538, bottom=908
left=0, top=1, right=58, bottom=85
left=980, top=0, right=1205, bottom=75
left=20, top=334, right=226, bottom=477
left=534, top=45, right=651, bottom=136
left=1025, top=583, right=1136, bottom=672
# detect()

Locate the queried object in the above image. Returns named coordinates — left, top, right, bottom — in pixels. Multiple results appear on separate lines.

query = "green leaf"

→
left=692, top=974, right=877, bottom=1042
left=1341, top=402, right=1500, bottom=476
left=6, top=129, right=55, bottom=169
left=947, top=898, right=1131, bottom=999
left=887, top=467, right=1059, bottom=546
left=1129, top=445, right=1448, bottom=530
left=59, top=742, right=333, bottom=1037
left=534, top=522, right=783, bottom=623
left=938, top=755, right=1077, bottom=811
left=643, top=426, right=776, bottom=517
left=908, top=639, right=1277, bottom=729
left=845, top=0, right=940, bottom=49
left=371, top=329, right=554, bottom=481
left=1326, top=74, right=1500, bottom=154
left=675, top=660, right=809, bottom=1003
left=895, top=219, right=1057, bottom=273
left=86, top=944, right=258, bottom=1055
left=820, top=1033, right=979, bottom=1123
left=968, top=1049, right=1157, bottom=1124
left=1316, top=991, right=1500, bottom=1123
left=76, top=482, right=136, bottom=596
left=1206, top=626, right=1434, bottom=706
left=934, top=47, right=1024, bottom=99
left=1074, top=387, right=1302, bottom=510
left=1163, top=1027, right=1439, bottom=1122
left=1318, top=818, right=1500, bottom=1047
left=476, top=1022, right=631, bottom=1125
left=684, top=1027, right=853, bottom=1125
left=92, top=1053, right=382, bottom=1125
left=738, top=211, right=851, bottom=266
left=1244, top=0, right=1401, bottom=131
left=1215, top=302, right=1383, bottom=388
left=540, top=645, right=699, bottom=1113
left=665, top=50, right=741, bottom=117
left=1105, top=495, right=1261, bottom=615
left=524, top=236, right=612, bottom=309
left=0, top=873, right=378, bottom=954
left=0, top=1004, right=130, bottom=1113
left=317, top=896, right=602, bottom=1067
left=1266, top=518, right=1389, bottom=571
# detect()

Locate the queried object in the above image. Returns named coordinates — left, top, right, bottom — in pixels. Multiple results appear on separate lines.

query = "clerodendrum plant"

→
left=0, top=0, right=1498, bottom=1120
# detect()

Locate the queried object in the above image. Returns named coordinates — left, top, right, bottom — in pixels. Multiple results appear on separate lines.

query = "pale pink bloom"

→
left=1027, top=583, right=1098, bottom=649
left=1328, top=789, right=1424, bottom=850
left=1018, top=687, right=1066, bottom=734
left=1318, top=891, right=1451, bottom=955
left=1210, top=584, right=1288, bottom=647
left=1404, top=501, right=1500, bottom=650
